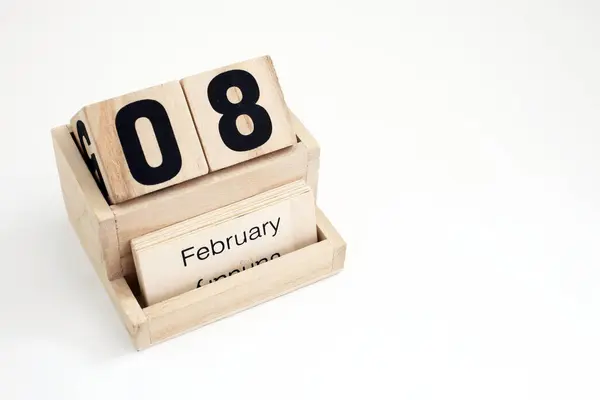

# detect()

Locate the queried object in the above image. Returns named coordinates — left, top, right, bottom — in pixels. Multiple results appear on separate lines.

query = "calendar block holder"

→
left=52, top=112, right=346, bottom=350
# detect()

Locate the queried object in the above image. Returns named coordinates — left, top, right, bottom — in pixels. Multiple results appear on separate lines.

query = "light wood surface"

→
left=108, top=278, right=150, bottom=348
left=290, top=112, right=320, bottom=198
left=181, top=56, right=295, bottom=171
left=112, top=139, right=309, bottom=277
left=71, top=81, right=209, bottom=204
left=133, top=182, right=317, bottom=305
left=52, top=125, right=121, bottom=279
left=54, top=124, right=151, bottom=347
left=143, top=213, right=341, bottom=346
left=54, top=110, right=321, bottom=280
left=316, top=208, right=347, bottom=271
left=52, top=111, right=343, bottom=350
left=91, top=210, right=344, bottom=350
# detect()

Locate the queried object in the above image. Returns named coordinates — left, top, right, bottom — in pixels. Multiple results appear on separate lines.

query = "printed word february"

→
left=181, top=217, right=281, bottom=267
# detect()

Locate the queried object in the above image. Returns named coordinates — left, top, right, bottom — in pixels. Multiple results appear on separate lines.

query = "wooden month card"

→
left=131, top=181, right=317, bottom=305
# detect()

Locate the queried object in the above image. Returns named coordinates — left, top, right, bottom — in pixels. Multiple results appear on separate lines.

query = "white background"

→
left=1, top=0, right=600, bottom=398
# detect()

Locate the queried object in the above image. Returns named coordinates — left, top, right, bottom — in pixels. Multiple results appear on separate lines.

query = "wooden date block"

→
left=70, top=82, right=209, bottom=204
left=52, top=111, right=346, bottom=350
left=181, top=56, right=295, bottom=172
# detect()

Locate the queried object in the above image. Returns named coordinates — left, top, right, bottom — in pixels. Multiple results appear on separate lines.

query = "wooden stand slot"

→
left=52, top=112, right=345, bottom=350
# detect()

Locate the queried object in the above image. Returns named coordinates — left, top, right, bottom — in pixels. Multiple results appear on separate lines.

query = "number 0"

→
left=115, top=99, right=182, bottom=185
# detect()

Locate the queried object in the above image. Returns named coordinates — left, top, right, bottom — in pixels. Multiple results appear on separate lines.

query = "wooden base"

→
left=110, top=208, right=344, bottom=349
left=52, top=111, right=345, bottom=350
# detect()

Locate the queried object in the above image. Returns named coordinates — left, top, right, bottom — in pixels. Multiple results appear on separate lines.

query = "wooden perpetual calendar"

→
left=52, top=56, right=346, bottom=350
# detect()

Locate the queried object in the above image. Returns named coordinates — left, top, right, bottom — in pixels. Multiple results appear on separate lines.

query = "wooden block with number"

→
left=52, top=109, right=345, bottom=350
left=70, top=81, right=209, bottom=204
left=181, top=56, right=295, bottom=171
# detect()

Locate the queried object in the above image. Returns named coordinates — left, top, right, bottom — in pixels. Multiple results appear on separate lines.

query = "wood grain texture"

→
left=291, top=112, right=320, bottom=161
left=133, top=208, right=343, bottom=349
left=112, top=139, right=309, bottom=277
left=144, top=237, right=337, bottom=345
left=132, top=182, right=316, bottom=305
left=107, top=278, right=150, bottom=348
left=181, top=56, right=295, bottom=171
left=316, top=208, right=347, bottom=271
left=53, top=111, right=343, bottom=350
left=53, top=110, right=321, bottom=279
left=290, top=112, right=320, bottom=197
left=54, top=125, right=150, bottom=348
left=71, top=81, right=209, bottom=204
left=52, top=125, right=120, bottom=279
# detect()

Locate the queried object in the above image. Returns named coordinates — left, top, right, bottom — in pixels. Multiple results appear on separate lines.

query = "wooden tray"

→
left=52, top=112, right=346, bottom=350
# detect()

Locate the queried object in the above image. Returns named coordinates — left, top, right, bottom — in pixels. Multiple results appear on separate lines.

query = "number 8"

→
left=207, top=70, right=273, bottom=152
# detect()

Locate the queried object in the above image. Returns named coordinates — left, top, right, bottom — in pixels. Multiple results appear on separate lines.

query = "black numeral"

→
left=71, top=121, right=109, bottom=200
left=207, top=70, right=272, bottom=152
left=115, top=99, right=182, bottom=185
